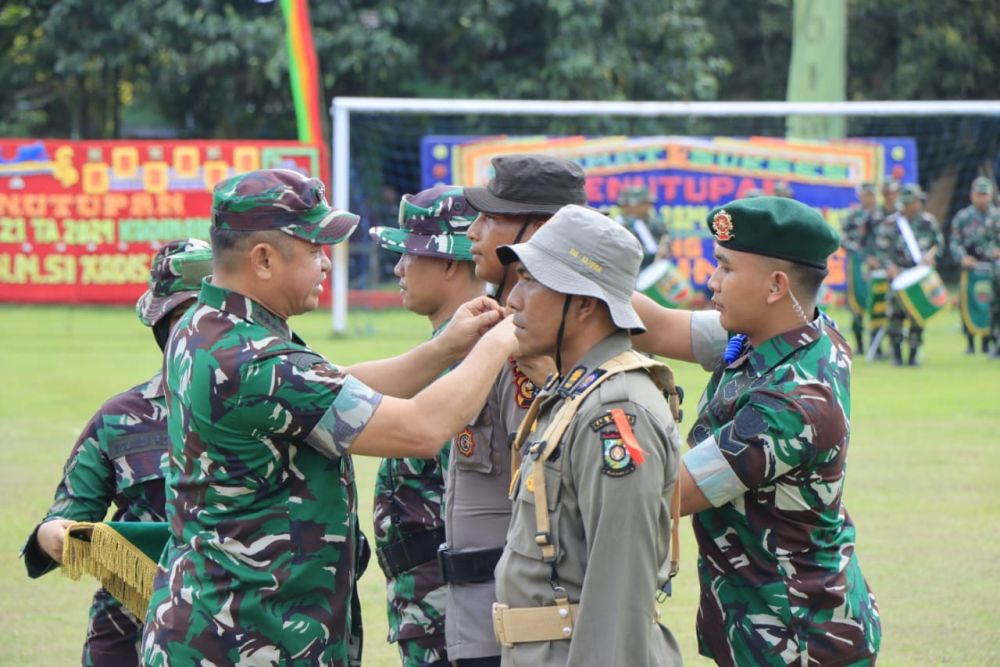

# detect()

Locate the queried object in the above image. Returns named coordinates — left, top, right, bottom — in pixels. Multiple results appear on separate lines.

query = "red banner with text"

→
left=0, top=139, right=325, bottom=305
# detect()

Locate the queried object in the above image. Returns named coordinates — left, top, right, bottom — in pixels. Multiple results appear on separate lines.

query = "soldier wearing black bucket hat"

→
left=435, top=154, right=586, bottom=666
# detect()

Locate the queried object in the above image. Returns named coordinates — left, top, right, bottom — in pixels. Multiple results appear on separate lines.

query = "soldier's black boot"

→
left=891, top=343, right=904, bottom=366
left=908, top=346, right=920, bottom=367
left=983, top=336, right=993, bottom=355
left=966, top=334, right=975, bottom=355
left=853, top=331, right=865, bottom=355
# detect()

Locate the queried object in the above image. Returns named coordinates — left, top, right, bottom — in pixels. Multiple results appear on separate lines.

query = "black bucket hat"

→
left=464, top=154, right=587, bottom=216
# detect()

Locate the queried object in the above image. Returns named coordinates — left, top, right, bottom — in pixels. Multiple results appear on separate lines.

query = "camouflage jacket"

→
left=841, top=206, right=876, bottom=254
left=950, top=204, right=1000, bottom=263
left=142, top=281, right=382, bottom=667
left=682, top=318, right=880, bottom=666
left=22, top=373, right=169, bottom=666
left=372, top=323, right=450, bottom=645
left=868, top=211, right=943, bottom=269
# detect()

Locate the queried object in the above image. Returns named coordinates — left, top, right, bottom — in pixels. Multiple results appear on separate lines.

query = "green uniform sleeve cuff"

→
left=684, top=435, right=748, bottom=507
left=305, top=375, right=382, bottom=459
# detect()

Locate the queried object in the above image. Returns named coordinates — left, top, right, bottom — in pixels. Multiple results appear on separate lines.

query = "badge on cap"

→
left=713, top=210, right=734, bottom=241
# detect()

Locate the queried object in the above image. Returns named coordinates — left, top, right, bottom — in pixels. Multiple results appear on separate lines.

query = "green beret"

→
left=972, top=176, right=994, bottom=194
left=707, top=196, right=839, bottom=269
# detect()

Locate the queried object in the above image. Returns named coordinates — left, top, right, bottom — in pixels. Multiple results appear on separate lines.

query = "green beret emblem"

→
left=713, top=210, right=734, bottom=241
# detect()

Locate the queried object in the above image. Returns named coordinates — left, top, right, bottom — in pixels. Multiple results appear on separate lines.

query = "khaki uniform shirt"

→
left=495, top=333, right=683, bottom=667
left=444, top=359, right=536, bottom=659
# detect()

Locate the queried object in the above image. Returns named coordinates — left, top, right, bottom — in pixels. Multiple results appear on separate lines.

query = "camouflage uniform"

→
left=21, top=238, right=212, bottom=667
left=142, top=170, right=377, bottom=666
left=841, top=187, right=877, bottom=351
left=869, top=199, right=943, bottom=360
left=369, top=185, right=479, bottom=667
left=614, top=185, right=667, bottom=268
left=950, top=195, right=1000, bottom=351
left=684, top=317, right=881, bottom=666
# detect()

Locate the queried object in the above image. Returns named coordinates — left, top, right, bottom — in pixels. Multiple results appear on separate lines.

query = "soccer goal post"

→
left=328, top=97, right=1000, bottom=334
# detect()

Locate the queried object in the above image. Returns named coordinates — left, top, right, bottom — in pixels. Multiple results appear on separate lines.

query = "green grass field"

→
left=1, top=304, right=997, bottom=666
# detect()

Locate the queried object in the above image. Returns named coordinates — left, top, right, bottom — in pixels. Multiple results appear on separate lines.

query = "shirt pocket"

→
left=506, top=457, right=563, bottom=559
left=108, top=431, right=169, bottom=493
left=453, top=413, right=495, bottom=475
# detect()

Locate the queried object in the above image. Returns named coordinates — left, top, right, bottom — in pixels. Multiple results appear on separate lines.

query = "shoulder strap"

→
left=514, top=350, right=682, bottom=577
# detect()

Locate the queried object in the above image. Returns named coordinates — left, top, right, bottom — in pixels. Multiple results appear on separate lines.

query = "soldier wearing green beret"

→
left=22, top=239, right=212, bottom=667
left=140, top=169, right=519, bottom=667
left=868, top=184, right=943, bottom=366
left=369, top=185, right=485, bottom=667
left=949, top=176, right=1000, bottom=355
left=673, top=197, right=881, bottom=666
left=613, top=185, right=669, bottom=268
left=493, top=205, right=683, bottom=666
left=842, top=182, right=879, bottom=353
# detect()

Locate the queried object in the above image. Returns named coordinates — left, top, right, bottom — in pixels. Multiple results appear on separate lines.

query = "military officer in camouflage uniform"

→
left=950, top=176, right=1000, bottom=354
left=613, top=185, right=668, bottom=268
left=868, top=184, right=943, bottom=366
left=842, top=182, right=878, bottom=353
left=369, top=185, right=485, bottom=666
left=493, top=205, right=684, bottom=666
left=22, top=239, right=213, bottom=666
left=440, top=154, right=586, bottom=667
left=141, top=169, right=518, bottom=667
left=679, top=197, right=881, bottom=666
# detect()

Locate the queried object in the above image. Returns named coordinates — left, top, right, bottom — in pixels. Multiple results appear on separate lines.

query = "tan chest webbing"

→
left=509, top=349, right=683, bottom=578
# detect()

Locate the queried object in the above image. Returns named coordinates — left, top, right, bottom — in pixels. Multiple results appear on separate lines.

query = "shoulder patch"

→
left=599, top=428, right=636, bottom=477
left=285, top=351, right=325, bottom=371
left=589, top=411, right=636, bottom=432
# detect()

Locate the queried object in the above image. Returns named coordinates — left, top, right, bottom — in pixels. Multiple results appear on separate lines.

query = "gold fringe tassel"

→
left=60, top=522, right=157, bottom=619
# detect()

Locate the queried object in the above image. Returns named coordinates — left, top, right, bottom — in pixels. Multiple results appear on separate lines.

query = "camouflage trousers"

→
left=82, top=589, right=143, bottom=667
left=887, top=294, right=922, bottom=348
left=397, top=633, right=449, bottom=667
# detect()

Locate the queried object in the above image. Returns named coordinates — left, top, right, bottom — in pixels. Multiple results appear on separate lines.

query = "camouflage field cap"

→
left=900, top=183, right=926, bottom=204
left=858, top=182, right=877, bottom=195
left=369, top=185, right=475, bottom=261
left=707, top=196, right=839, bottom=269
left=617, top=185, right=652, bottom=206
left=972, top=176, right=995, bottom=194
left=773, top=181, right=794, bottom=198
left=212, top=169, right=359, bottom=245
left=497, top=204, right=645, bottom=333
left=882, top=180, right=901, bottom=193
left=136, top=238, right=213, bottom=326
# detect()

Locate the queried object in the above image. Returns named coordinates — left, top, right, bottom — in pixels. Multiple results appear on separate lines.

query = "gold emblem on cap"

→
left=713, top=210, right=734, bottom=241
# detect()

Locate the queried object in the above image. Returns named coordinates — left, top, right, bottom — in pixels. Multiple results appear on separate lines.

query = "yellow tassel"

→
left=59, top=522, right=157, bottom=619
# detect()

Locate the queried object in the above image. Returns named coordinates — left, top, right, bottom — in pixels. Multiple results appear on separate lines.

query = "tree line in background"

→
left=1, top=0, right=998, bottom=140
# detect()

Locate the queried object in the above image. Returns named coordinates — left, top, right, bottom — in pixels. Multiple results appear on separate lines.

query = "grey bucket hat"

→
left=464, top=154, right=587, bottom=216
left=496, top=204, right=645, bottom=333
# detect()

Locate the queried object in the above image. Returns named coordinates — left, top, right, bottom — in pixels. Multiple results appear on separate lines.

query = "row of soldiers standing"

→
left=842, top=176, right=1000, bottom=365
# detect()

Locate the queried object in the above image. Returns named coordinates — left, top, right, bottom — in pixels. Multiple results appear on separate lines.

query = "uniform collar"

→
left=198, top=279, right=293, bottom=341
left=733, top=316, right=826, bottom=377
left=540, top=330, right=632, bottom=399
left=142, top=370, right=165, bottom=399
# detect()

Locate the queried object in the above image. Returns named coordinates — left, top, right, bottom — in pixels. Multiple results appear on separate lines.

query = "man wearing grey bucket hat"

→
left=491, top=205, right=683, bottom=666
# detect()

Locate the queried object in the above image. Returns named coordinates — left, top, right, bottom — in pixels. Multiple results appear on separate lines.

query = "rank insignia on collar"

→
left=456, top=428, right=475, bottom=457
left=572, top=369, right=606, bottom=396
left=558, top=365, right=588, bottom=398
left=713, top=210, right=734, bottom=241
left=511, top=363, right=538, bottom=409
left=600, top=430, right=636, bottom=477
